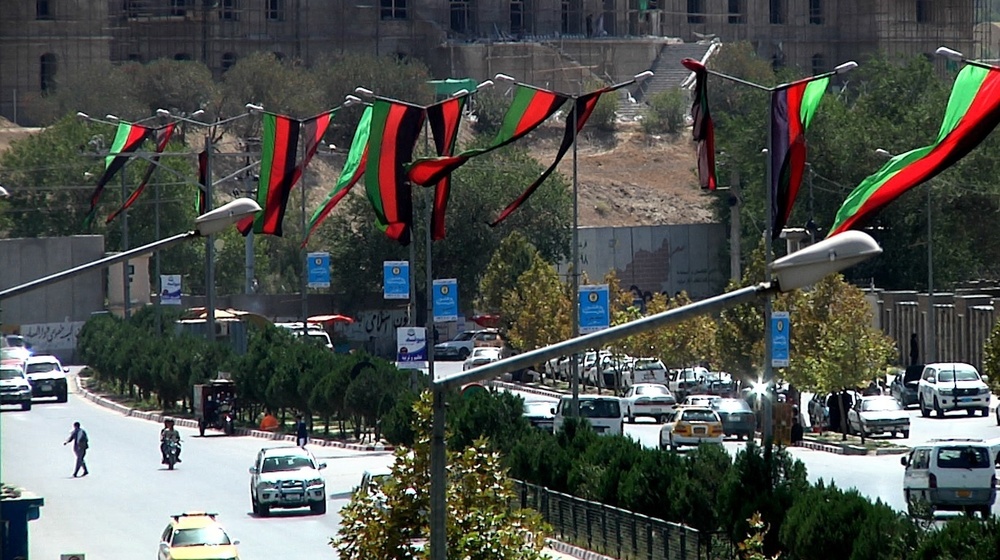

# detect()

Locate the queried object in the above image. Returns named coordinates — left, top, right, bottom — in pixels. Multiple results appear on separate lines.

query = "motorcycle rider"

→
left=160, top=418, right=182, bottom=464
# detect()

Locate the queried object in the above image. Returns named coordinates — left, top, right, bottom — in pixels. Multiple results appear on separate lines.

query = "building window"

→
left=769, top=0, right=785, bottom=24
left=510, top=0, right=524, bottom=35
left=381, top=0, right=407, bottom=20
left=174, top=53, right=193, bottom=61
left=222, top=52, right=237, bottom=71
left=727, top=0, right=744, bottom=24
left=36, top=0, right=52, bottom=19
left=170, top=0, right=186, bottom=16
left=450, top=0, right=471, bottom=33
left=40, top=53, right=57, bottom=93
left=266, top=0, right=284, bottom=21
left=811, top=53, right=825, bottom=75
left=809, top=0, right=823, bottom=24
left=127, top=53, right=142, bottom=62
left=916, top=0, right=930, bottom=23
left=219, top=0, right=238, bottom=20
left=687, top=0, right=703, bottom=24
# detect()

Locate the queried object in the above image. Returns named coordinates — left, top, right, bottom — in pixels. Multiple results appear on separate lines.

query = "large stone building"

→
left=0, top=0, right=993, bottom=123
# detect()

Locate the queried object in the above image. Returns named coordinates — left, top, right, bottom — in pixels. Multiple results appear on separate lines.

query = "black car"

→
left=890, top=364, right=924, bottom=408
left=523, top=400, right=555, bottom=433
left=715, top=398, right=756, bottom=440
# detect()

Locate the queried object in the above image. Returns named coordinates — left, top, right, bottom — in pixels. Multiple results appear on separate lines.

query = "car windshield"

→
left=453, top=332, right=475, bottom=342
left=717, top=399, right=751, bottom=412
left=261, top=455, right=314, bottom=473
left=937, top=369, right=980, bottom=382
left=635, top=360, right=661, bottom=370
left=578, top=399, right=621, bottom=418
left=862, top=397, right=902, bottom=412
left=635, top=385, right=670, bottom=396
left=171, top=526, right=232, bottom=547
left=681, top=410, right=717, bottom=422
left=473, top=349, right=496, bottom=357
left=26, top=363, right=58, bottom=374
left=937, top=446, right=990, bottom=469
left=1, top=368, right=23, bottom=380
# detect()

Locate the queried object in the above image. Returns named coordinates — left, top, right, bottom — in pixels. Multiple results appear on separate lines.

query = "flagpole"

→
left=426, top=131, right=445, bottom=560
left=121, top=161, right=131, bottom=319
left=569, top=96, right=581, bottom=417
left=301, top=140, right=309, bottom=331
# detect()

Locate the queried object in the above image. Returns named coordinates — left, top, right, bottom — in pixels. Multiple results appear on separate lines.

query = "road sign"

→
left=579, top=284, right=610, bottom=333
left=383, top=260, right=410, bottom=300
left=306, top=252, right=330, bottom=288
left=771, top=311, right=790, bottom=368
left=433, top=278, right=459, bottom=322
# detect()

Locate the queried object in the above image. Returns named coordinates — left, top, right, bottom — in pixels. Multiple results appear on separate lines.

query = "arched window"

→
left=809, top=0, right=823, bottom=24
left=36, top=0, right=52, bottom=20
left=40, top=53, right=57, bottom=93
left=221, top=52, right=237, bottom=71
left=811, top=53, right=825, bottom=75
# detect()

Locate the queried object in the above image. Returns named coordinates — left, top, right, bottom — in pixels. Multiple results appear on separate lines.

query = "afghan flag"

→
left=106, top=123, right=176, bottom=224
left=426, top=96, right=466, bottom=240
left=681, top=58, right=717, bottom=191
left=238, top=113, right=301, bottom=236
left=365, top=99, right=425, bottom=245
left=407, top=85, right=569, bottom=187
left=196, top=150, right=208, bottom=215
left=84, top=122, right=154, bottom=226
left=770, top=77, right=828, bottom=239
left=490, top=82, right=630, bottom=226
left=829, top=64, right=1000, bottom=237
left=302, top=106, right=372, bottom=248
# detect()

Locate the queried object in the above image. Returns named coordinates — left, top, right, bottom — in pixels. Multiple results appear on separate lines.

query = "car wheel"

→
left=891, top=430, right=897, bottom=438
left=57, top=389, right=68, bottom=403
left=919, top=397, right=930, bottom=418
left=658, top=414, right=670, bottom=424
left=21, top=401, right=31, bottom=411
left=458, top=348, right=470, bottom=360
left=259, top=503, right=270, bottom=517
left=669, top=436, right=677, bottom=452
left=996, top=406, right=1000, bottom=426
left=902, top=430, right=910, bottom=439
left=982, top=407, right=989, bottom=418
left=979, top=507, right=991, bottom=519
left=934, top=397, right=944, bottom=417
left=311, top=500, right=327, bottom=515
left=198, top=420, right=206, bottom=437
left=967, top=408, right=976, bottom=417
left=251, top=494, right=260, bottom=515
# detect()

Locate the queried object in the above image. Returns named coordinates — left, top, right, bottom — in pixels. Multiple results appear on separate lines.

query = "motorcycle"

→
left=162, top=439, right=181, bottom=470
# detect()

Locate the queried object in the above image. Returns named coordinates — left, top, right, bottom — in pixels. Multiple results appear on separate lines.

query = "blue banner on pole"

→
left=433, top=278, right=459, bottom=322
left=383, top=260, right=410, bottom=300
left=578, top=284, right=610, bottom=333
left=307, top=252, right=330, bottom=288
left=771, top=311, right=790, bottom=368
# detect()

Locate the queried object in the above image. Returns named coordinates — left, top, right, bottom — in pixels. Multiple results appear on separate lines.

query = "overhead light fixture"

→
left=834, top=61, right=859, bottom=74
left=935, top=46, right=964, bottom=62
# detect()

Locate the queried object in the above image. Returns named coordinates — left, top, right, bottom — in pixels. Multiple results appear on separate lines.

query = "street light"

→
left=0, top=185, right=9, bottom=198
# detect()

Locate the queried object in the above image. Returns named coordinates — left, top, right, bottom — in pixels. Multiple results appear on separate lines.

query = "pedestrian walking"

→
left=63, top=421, right=89, bottom=477
left=295, top=414, right=308, bottom=447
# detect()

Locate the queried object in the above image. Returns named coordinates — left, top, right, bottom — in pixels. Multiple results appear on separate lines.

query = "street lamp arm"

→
left=0, top=231, right=196, bottom=301
left=934, top=46, right=998, bottom=71
left=704, top=69, right=772, bottom=92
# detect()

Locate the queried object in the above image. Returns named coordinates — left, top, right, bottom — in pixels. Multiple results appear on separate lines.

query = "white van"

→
left=551, top=395, right=624, bottom=436
left=275, top=322, right=333, bottom=350
left=901, top=438, right=998, bottom=518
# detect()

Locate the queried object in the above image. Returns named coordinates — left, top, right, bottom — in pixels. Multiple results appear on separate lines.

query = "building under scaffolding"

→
left=1, top=0, right=997, bottom=124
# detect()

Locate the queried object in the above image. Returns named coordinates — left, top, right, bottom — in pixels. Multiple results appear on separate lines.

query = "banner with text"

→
left=432, top=278, right=459, bottom=322
left=397, top=326, right=427, bottom=362
left=160, top=274, right=182, bottom=305
left=771, top=311, right=790, bottom=368
left=383, top=260, right=410, bottom=300
left=307, top=252, right=331, bottom=288
left=578, top=284, right=610, bottom=333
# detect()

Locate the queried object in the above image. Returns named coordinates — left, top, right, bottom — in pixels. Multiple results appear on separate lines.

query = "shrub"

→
left=642, top=87, right=688, bottom=135
left=914, top=516, right=1000, bottom=560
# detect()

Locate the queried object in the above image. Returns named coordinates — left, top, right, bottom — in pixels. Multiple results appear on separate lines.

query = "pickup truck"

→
left=434, top=329, right=503, bottom=361
left=668, top=366, right=710, bottom=399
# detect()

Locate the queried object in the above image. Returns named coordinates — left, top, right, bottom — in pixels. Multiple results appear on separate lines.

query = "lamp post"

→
left=701, top=60, right=858, bottom=442
left=0, top=185, right=9, bottom=198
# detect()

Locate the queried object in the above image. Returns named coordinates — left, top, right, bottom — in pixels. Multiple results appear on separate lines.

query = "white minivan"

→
left=551, top=395, right=624, bottom=436
left=901, top=438, right=997, bottom=518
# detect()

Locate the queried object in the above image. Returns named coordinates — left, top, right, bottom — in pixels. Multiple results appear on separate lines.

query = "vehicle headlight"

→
left=258, top=481, right=278, bottom=490
left=939, top=388, right=954, bottom=396
left=306, top=477, right=324, bottom=487
left=980, top=387, right=990, bottom=395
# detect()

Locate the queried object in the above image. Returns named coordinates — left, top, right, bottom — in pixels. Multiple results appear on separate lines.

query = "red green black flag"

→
left=407, top=85, right=569, bottom=187
left=681, top=58, right=717, bottom=191
left=239, top=113, right=301, bottom=236
left=84, top=122, right=154, bottom=226
left=196, top=150, right=208, bottom=215
left=770, top=77, right=828, bottom=239
left=426, top=96, right=467, bottom=240
left=829, top=64, right=1000, bottom=237
left=365, top=99, right=425, bottom=245
left=106, top=123, right=176, bottom=224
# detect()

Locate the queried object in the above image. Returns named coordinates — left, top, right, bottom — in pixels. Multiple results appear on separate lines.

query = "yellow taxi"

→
left=659, top=406, right=724, bottom=451
left=157, top=512, right=240, bottom=560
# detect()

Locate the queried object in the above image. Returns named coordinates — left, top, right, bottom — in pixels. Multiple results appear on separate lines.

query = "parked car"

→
left=682, top=394, right=722, bottom=409
left=551, top=395, right=623, bottom=436
left=917, top=362, right=991, bottom=418
left=275, top=322, right=333, bottom=350
left=24, top=355, right=69, bottom=402
left=699, top=371, right=737, bottom=397
left=659, top=406, right=724, bottom=451
left=2, top=335, right=33, bottom=362
left=715, top=397, right=756, bottom=440
left=523, top=400, right=555, bottom=432
left=0, top=362, right=32, bottom=411
left=434, top=329, right=503, bottom=361
left=628, top=358, right=668, bottom=386
left=249, top=446, right=328, bottom=516
left=668, top=366, right=708, bottom=399
left=807, top=393, right=829, bottom=430
left=901, top=438, right=997, bottom=518
left=463, top=347, right=502, bottom=370
left=157, top=512, right=240, bottom=560
left=847, top=395, right=910, bottom=438
left=622, top=383, right=677, bottom=423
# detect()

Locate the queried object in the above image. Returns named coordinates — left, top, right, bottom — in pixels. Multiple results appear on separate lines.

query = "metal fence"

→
left=512, top=480, right=708, bottom=560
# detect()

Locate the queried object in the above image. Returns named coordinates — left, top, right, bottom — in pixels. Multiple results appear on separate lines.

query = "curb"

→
left=545, top=538, right=617, bottom=560
left=73, top=375, right=394, bottom=453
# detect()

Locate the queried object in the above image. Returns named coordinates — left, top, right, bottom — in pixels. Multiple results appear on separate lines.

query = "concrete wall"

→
left=0, top=236, right=106, bottom=362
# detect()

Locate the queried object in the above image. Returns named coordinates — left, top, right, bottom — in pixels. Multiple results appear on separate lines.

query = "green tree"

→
left=641, top=87, right=688, bottom=134
left=979, top=319, right=1000, bottom=397
left=132, top=59, right=219, bottom=116
left=502, top=253, right=572, bottom=354
left=475, top=231, right=540, bottom=321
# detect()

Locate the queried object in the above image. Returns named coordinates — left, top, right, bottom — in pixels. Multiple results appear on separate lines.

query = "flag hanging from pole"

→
left=365, top=99, right=425, bottom=245
left=770, top=77, right=828, bottom=238
left=84, top=122, right=154, bottom=227
left=425, top=95, right=467, bottom=240
left=681, top=58, right=717, bottom=191
left=828, top=64, right=1000, bottom=237
left=302, top=106, right=373, bottom=247
left=106, top=123, right=176, bottom=224
left=196, top=150, right=208, bottom=215
left=407, top=85, right=569, bottom=187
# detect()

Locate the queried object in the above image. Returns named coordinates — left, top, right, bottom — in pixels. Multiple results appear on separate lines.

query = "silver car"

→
left=848, top=395, right=910, bottom=438
left=249, top=446, right=328, bottom=516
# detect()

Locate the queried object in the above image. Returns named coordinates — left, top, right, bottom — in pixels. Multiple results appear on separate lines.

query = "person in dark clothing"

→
left=63, top=421, right=89, bottom=477
left=825, top=392, right=839, bottom=433
left=585, top=14, right=593, bottom=37
left=909, top=333, right=919, bottom=365
left=790, top=406, right=804, bottom=444
left=295, top=414, right=308, bottom=447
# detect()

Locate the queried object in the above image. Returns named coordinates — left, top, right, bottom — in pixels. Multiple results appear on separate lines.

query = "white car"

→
left=463, top=347, right=502, bottom=370
left=628, top=358, right=668, bottom=386
left=682, top=394, right=722, bottom=409
left=659, top=406, right=724, bottom=451
left=902, top=438, right=997, bottom=518
left=916, top=362, right=991, bottom=418
left=668, top=366, right=709, bottom=398
left=622, top=383, right=677, bottom=423
left=0, top=363, right=32, bottom=411
left=847, top=395, right=910, bottom=438
left=249, top=446, right=328, bottom=516
left=24, top=355, right=69, bottom=402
